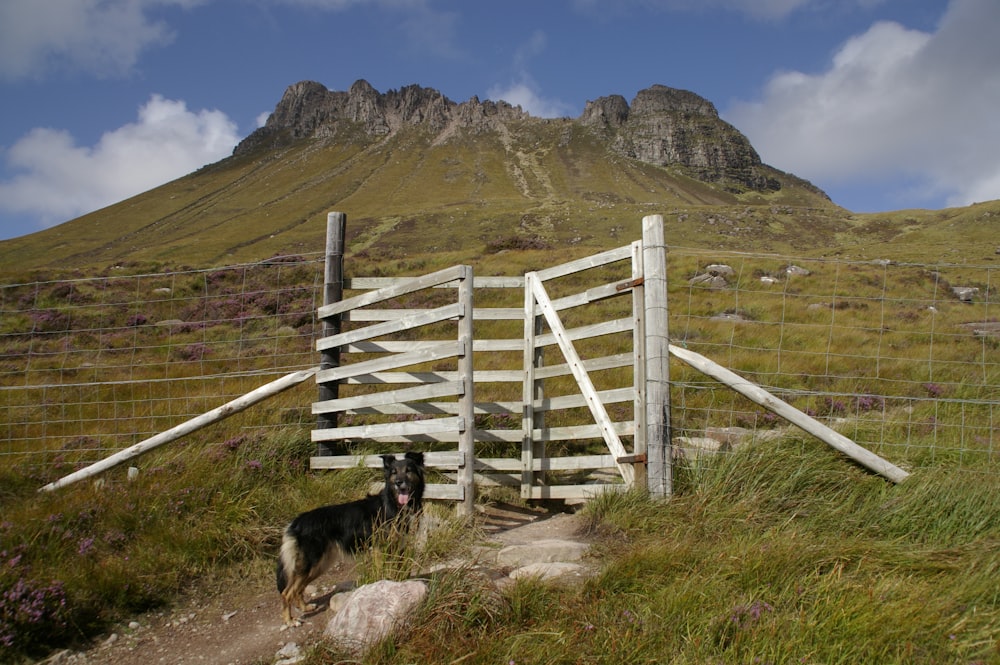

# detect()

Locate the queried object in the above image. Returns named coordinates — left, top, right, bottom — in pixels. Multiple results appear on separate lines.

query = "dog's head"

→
left=381, top=452, right=425, bottom=508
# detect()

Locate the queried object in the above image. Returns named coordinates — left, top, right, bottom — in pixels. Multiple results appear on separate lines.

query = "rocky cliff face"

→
left=235, top=79, right=779, bottom=193
left=235, top=79, right=528, bottom=155
left=581, top=85, right=778, bottom=192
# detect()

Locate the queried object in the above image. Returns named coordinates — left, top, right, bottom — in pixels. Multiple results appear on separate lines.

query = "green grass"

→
left=1, top=205, right=999, bottom=662
left=295, top=441, right=1000, bottom=664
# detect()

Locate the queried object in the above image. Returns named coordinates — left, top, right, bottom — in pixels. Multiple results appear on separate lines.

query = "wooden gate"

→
left=310, top=214, right=672, bottom=514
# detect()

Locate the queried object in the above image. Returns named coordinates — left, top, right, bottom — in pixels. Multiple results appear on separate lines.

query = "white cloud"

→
left=572, top=0, right=884, bottom=21
left=488, top=30, right=575, bottom=119
left=725, top=0, right=1000, bottom=209
left=0, top=95, right=239, bottom=228
left=0, top=0, right=206, bottom=81
left=488, top=81, right=576, bottom=119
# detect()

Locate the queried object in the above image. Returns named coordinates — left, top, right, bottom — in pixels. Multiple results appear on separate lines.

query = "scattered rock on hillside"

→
left=952, top=286, right=979, bottom=302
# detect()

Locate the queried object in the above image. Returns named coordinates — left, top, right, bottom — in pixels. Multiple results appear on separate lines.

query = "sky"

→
left=0, top=0, right=998, bottom=242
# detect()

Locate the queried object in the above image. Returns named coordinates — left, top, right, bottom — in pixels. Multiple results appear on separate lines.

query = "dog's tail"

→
left=275, top=529, right=297, bottom=593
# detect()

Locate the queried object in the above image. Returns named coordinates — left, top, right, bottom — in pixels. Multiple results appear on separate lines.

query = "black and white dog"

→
left=276, top=452, right=426, bottom=625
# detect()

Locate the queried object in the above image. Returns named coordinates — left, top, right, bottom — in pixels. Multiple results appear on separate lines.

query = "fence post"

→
left=642, top=215, right=672, bottom=497
left=317, top=212, right=346, bottom=455
left=456, top=266, right=476, bottom=516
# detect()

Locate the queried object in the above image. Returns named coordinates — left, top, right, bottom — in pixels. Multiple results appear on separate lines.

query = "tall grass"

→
left=304, top=441, right=1000, bottom=664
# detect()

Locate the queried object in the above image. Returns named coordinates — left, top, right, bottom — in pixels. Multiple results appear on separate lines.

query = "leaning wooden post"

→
left=40, top=368, right=319, bottom=492
left=668, top=344, right=909, bottom=483
left=642, top=215, right=672, bottom=497
left=316, top=212, right=346, bottom=455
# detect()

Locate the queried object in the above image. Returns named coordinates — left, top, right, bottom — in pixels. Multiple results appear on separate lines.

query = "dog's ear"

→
left=404, top=451, right=425, bottom=468
left=380, top=454, right=397, bottom=470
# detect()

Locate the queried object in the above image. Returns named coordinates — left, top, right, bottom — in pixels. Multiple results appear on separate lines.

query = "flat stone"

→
left=508, top=562, right=588, bottom=582
left=496, top=539, right=588, bottom=567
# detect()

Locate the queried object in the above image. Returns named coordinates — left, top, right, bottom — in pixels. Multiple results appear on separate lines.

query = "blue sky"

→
left=0, top=0, right=997, bottom=242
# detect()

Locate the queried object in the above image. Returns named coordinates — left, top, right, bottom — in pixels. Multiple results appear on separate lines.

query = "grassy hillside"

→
left=0, top=121, right=848, bottom=273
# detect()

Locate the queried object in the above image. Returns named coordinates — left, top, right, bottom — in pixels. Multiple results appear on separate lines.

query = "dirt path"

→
left=52, top=504, right=591, bottom=665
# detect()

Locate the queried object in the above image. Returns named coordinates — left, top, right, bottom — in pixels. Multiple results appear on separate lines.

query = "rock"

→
left=232, top=80, right=816, bottom=196
left=606, top=85, right=782, bottom=192
left=496, top=539, right=588, bottom=567
left=952, top=286, right=979, bottom=302
left=760, top=276, right=778, bottom=285
left=786, top=265, right=811, bottom=276
left=275, top=641, right=304, bottom=665
left=704, top=264, right=735, bottom=277
left=710, top=311, right=748, bottom=322
left=673, top=436, right=728, bottom=461
left=323, top=580, right=427, bottom=655
left=508, top=562, right=588, bottom=582
left=704, top=426, right=753, bottom=447
left=236, top=79, right=527, bottom=156
left=689, top=274, right=728, bottom=288
left=579, top=94, right=630, bottom=128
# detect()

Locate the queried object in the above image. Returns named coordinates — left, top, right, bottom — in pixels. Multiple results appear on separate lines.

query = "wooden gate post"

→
left=317, top=212, right=346, bottom=455
left=456, top=266, right=476, bottom=515
left=642, top=215, right=672, bottom=497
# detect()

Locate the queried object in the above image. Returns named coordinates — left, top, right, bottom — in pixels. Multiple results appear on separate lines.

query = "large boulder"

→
left=324, top=580, right=427, bottom=655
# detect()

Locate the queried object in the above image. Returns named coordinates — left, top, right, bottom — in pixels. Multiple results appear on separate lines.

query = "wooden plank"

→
left=522, top=273, right=540, bottom=498
left=338, top=400, right=519, bottom=416
left=309, top=450, right=465, bottom=469
left=346, top=275, right=523, bottom=290
left=534, top=245, right=632, bottom=282
left=311, top=416, right=465, bottom=442
left=547, top=279, right=634, bottom=312
left=631, top=239, right=649, bottom=491
left=316, top=302, right=462, bottom=351
left=309, top=420, right=632, bottom=444
left=535, top=387, right=634, bottom=412
left=343, top=369, right=521, bottom=384
left=668, top=343, right=909, bottom=483
left=319, top=265, right=467, bottom=318
left=347, top=307, right=523, bottom=322
left=316, top=341, right=462, bottom=383
left=456, top=264, right=476, bottom=515
left=344, top=338, right=522, bottom=353
left=475, top=454, right=617, bottom=472
left=533, top=353, right=632, bottom=380
left=534, top=317, right=633, bottom=348
left=528, top=275, right=635, bottom=484
left=312, top=381, right=464, bottom=415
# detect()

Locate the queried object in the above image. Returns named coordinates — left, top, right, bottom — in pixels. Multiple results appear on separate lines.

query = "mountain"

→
left=2, top=79, right=994, bottom=274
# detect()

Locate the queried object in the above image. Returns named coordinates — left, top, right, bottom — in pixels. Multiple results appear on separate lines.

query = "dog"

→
left=275, top=451, right=426, bottom=625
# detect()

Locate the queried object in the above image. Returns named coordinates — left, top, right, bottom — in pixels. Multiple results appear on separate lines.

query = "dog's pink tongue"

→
left=398, top=493, right=410, bottom=506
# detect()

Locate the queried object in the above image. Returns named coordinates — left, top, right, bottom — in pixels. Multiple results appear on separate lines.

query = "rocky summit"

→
left=236, top=79, right=790, bottom=195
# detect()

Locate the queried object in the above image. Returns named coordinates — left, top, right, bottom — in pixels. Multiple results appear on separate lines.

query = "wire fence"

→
left=0, top=255, right=326, bottom=468
left=1, top=248, right=997, bottom=477
left=666, top=248, right=999, bottom=475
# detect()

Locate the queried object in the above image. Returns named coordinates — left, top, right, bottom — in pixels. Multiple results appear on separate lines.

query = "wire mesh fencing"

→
left=0, top=256, right=325, bottom=468
left=665, top=248, right=999, bottom=475
left=1, top=248, right=997, bottom=478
